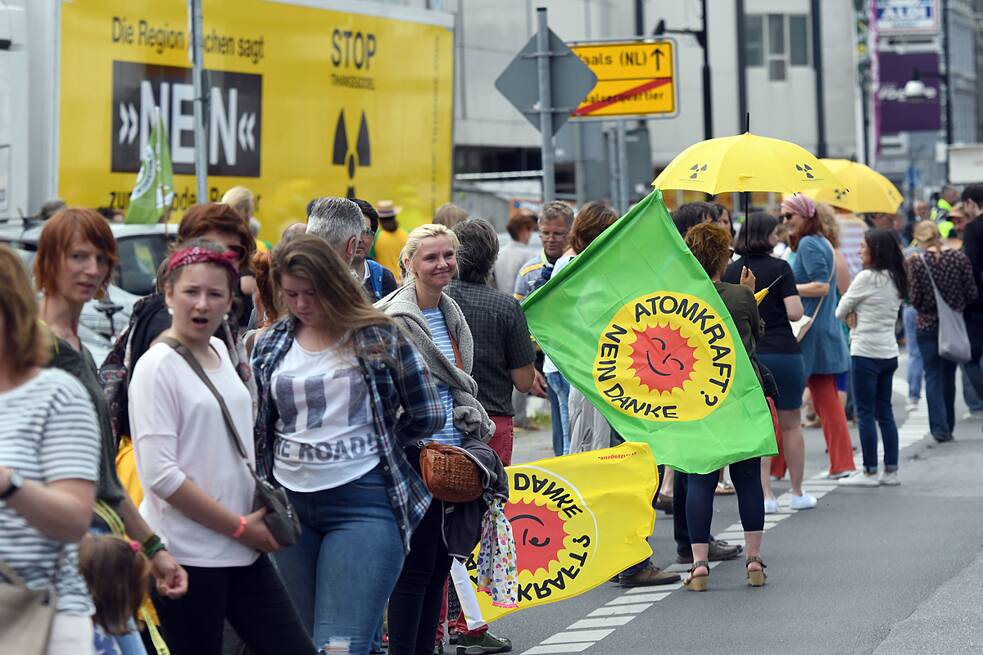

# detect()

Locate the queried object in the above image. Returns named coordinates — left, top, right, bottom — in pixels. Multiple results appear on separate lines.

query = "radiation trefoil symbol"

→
left=795, top=163, right=815, bottom=179
left=688, top=163, right=709, bottom=180
left=332, top=110, right=371, bottom=199
left=833, top=188, right=849, bottom=201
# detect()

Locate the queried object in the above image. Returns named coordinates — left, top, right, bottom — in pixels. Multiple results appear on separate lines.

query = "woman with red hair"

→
left=36, top=208, right=189, bottom=655
left=783, top=195, right=855, bottom=479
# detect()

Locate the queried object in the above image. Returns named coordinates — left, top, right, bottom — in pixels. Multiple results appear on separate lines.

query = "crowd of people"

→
left=3, top=181, right=983, bottom=654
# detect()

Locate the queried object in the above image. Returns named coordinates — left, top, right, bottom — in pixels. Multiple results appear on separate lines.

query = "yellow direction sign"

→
left=570, top=40, right=676, bottom=119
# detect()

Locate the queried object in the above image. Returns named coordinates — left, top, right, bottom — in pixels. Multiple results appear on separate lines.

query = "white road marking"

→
left=566, top=617, right=636, bottom=629
left=606, top=592, right=670, bottom=604
left=522, top=644, right=595, bottom=654
left=542, top=630, right=615, bottom=644
left=587, top=603, right=653, bottom=616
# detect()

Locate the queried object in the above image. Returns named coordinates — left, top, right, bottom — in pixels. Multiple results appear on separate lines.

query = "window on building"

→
left=744, top=13, right=811, bottom=81
left=745, top=15, right=764, bottom=67
left=790, top=15, right=810, bottom=66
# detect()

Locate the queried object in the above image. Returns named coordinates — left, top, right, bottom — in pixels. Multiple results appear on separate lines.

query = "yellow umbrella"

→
left=801, top=159, right=903, bottom=214
left=652, top=132, right=842, bottom=194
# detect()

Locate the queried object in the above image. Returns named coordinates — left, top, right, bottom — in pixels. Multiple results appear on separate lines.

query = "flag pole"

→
left=189, top=0, right=208, bottom=204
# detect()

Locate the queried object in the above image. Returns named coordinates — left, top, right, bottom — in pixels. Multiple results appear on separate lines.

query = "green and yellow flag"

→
left=126, top=111, right=174, bottom=224
left=468, top=442, right=659, bottom=622
left=523, top=190, right=776, bottom=474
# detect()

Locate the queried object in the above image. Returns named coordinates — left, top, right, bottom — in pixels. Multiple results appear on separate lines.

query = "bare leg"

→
left=778, top=408, right=806, bottom=496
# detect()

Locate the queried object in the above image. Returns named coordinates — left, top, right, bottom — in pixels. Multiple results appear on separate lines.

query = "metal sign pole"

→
left=535, top=7, right=556, bottom=203
left=606, top=125, right=620, bottom=211
left=616, top=120, right=630, bottom=213
left=189, top=0, right=208, bottom=203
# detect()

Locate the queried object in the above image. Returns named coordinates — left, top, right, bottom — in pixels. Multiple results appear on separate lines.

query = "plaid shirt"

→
left=446, top=280, right=536, bottom=415
left=251, top=316, right=444, bottom=552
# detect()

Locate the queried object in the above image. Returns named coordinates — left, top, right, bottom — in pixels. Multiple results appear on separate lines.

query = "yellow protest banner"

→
left=467, top=442, right=659, bottom=622
left=59, top=0, right=453, bottom=241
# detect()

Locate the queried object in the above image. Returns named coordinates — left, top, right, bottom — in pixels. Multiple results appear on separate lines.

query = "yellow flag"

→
left=467, top=442, right=659, bottom=622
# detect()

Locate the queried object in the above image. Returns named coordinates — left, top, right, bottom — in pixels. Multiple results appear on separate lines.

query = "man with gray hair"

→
left=306, top=196, right=364, bottom=264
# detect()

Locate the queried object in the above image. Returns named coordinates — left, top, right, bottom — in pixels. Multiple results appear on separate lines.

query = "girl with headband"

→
left=128, top=239, right=315, bottom=655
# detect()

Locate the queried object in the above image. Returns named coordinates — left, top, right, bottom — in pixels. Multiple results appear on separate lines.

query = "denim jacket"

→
left=251, top=316, right=445, bottom=552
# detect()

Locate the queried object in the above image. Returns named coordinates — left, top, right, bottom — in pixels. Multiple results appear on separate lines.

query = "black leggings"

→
left=387, top=498, right=451, bottom=655
left=152, top=555, right=315, bottom=655
left=684, top=457, right=764, bottom=545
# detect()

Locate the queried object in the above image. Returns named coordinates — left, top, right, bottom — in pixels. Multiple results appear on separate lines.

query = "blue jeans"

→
left=962, top=366, right=983, bottom=411
left=546, top=372, right=571, bottom=456
left=274, top=465, right=404, bottom=655
left=917, top=329, right=957, bottom=438
left=902, top=306, right=923, bottom=401
left=851, top=356, right=899, bottom=473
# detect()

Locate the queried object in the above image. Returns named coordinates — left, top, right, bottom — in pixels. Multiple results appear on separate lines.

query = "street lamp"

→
left=902, top=70, right=929, bottom=101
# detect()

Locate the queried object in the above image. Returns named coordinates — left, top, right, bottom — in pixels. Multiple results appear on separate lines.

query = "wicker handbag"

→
left=419, top=442, right=483, bottom=503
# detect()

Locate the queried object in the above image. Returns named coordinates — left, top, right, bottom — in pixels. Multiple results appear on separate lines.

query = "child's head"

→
left=79, top=535, right=151, bottom=635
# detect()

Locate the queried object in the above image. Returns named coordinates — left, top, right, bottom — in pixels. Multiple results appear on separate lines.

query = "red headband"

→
left=165, top=246, right=240, bottom=282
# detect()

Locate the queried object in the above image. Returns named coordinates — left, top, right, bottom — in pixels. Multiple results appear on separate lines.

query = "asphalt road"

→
left=490, top=361, right=983, bottom=655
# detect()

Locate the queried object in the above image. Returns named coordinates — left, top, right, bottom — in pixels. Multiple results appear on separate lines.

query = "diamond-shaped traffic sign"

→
left=495, top=29, right=597, bottom=137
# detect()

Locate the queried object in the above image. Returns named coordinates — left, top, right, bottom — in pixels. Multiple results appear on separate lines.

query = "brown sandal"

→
left=746, top=556, right=767, bottom=587
left=683, top=560, right=710, bottom=591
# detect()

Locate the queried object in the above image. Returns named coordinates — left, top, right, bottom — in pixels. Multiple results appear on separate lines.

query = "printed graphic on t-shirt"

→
left=271, top=344, right=380, bottom=491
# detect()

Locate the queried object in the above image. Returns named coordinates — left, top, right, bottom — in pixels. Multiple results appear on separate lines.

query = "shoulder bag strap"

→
left=158, top=337, right=250, bottom=462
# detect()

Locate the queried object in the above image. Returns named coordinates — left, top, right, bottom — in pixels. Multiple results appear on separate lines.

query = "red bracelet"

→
left=231, top=516, right=247, bottom=539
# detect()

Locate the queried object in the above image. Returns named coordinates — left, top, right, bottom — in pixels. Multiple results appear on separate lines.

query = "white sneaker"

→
left=879, top=471, right=900, bottom=486
left=905, top=399, right=919, bottom=412
left=789, top=493, right=817, bottom=510
left=764, top=497, right=779, bottom=514
left=821, top=469, right=852, bottom=480
left=962, top=410, right=983, bottom=420
left=837, top=471, right=880, bottom=487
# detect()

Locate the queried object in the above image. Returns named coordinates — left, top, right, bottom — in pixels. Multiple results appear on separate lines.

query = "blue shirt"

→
left=791, top=235, right=850, bottom=376
left=422, top=308, right=466, bottom=446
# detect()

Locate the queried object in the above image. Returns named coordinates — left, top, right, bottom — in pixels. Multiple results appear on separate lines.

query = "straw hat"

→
left=377, top=200, right=401, bottom=218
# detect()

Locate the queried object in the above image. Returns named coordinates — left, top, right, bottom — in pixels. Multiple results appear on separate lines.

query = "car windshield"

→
left=113, top=233, right=172, bottom=296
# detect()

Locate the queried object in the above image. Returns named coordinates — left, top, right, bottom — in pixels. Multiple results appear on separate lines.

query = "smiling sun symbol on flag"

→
left=507, top=498, right=570, bottom=576
left=629, top=324, right=697, bottom=393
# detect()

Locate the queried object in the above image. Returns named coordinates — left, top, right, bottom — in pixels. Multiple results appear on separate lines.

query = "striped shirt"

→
left=422, top=308, right=465, bottom=446
left=0, top=369, right=100, bottom=614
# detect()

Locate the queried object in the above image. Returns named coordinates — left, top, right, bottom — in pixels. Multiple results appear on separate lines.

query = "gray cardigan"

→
left=376, top=283, right=494, bottom=442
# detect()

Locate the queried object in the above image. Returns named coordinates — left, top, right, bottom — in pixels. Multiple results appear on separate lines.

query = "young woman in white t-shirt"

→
left=252, top=235, right=444, bottom=655
left=129, top=240, right=315, bottom=655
